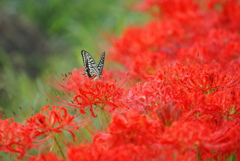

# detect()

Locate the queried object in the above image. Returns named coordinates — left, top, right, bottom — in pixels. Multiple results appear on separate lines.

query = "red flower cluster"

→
left=67, top=110, right=164, bottom=161
left=67, top=110, right=240, bottom=160
left=0, top=105, right=83, bottom=159
left=1, top=0, right=240, bottom=160
left=111, top=0, right=240, bottom=80
left=54, top=68, right=127, bottom=117
left=28, top=153, right=64, bottom=161
left=26, top=105, right=82, bottom=142
left=0, top=119, right=32, bottom=159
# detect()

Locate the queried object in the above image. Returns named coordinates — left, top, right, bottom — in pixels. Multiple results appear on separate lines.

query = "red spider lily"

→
left=111, top=17, right=218, bottom=80
left=67, top=109, right=239, bottom=160
left=96, top=110, right=163, bottom=146
left=3, top=0, right=240, bottom=159
left=127, top=61, right=240, bottom=120
left=26, top=105, right=82, bottom=142
left=137, top=0, right=240, bottom=34
left=67, top=144, right=99, bottom=161
left=111, top=0, right=240, bottom=80
left=55, top=68, right=91, bottom=93
left=149, top=63, right=240, bottom=120
left=67, top=143, right=167, bottom=161
left=150, top=118, right=240, bottom=160
left=208, top=0, right=240, bottom=31
left=200, top=120, right=240, bottom=160
left=153, top=120, right=212, bottom=160
left=136, top=0, right=200, bottom=19
left=126, top=80, right=173, bottom=113
left=28, top=153, right=65, bottom=161
left=73, top=80, right=127, bottom=117
left=177, top=29, right=240, bottom=64
left=67, top=110, right=164, bottom=160
left=165, top=63, right=240, bottom=94
left=51, top=68, right=128, bottom=117
left=0, top=119, right=33, bottom=159
left=54, top=68, right=116, bottom=94
left=110, top=20, right=186, bottom=79
left=66, top=113, right=240, bottom=160
left=156, top=103, right=182, bottom=127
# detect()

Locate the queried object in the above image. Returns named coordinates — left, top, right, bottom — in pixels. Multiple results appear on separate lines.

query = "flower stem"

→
left=101, top=107, right=109, bottom=125
left=53, top=135, right=66, bottom=160
left=95, top=103, right=109, bottom=125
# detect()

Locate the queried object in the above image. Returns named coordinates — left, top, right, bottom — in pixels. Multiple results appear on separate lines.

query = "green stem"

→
left=95, top=103, right=109, bottom=125
left=53, top=135, right=66, bottom=160
left=101, top=107, right=109, bottom=124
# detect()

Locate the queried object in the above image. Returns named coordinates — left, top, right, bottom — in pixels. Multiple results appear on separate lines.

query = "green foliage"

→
left=0, top=51, right=47, bottom=120
left=0, top=0, right=149, bottom=119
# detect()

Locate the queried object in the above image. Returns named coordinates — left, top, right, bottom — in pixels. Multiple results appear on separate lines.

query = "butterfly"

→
left=81, top=50, right=105, bottom=80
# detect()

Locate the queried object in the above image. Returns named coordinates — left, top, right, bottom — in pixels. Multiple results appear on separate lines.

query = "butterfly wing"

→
left=97, top=51, right=105, bottom=75
left=81, top=50, right=100, bottom=78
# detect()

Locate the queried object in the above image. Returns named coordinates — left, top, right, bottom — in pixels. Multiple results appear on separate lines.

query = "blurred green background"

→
left=0, top=0, right=149, bottom=120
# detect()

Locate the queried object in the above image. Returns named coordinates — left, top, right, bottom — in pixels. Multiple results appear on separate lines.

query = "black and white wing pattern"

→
left=97, top=51, right=105, bottom=75
left=81, top=50, right=105, bottom=80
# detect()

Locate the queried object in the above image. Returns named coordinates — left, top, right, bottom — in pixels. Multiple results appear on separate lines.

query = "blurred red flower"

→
left=53, top=68, right=128, bottom=117
left=28, top=153, right=65, bottom=161
left=26, top=105, right=82, bottom=142
left=0, top=119, right=32, bottom=159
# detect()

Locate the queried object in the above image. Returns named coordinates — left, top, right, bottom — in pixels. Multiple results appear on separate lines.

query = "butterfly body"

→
left=81, top=50, right=105, bottom=80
